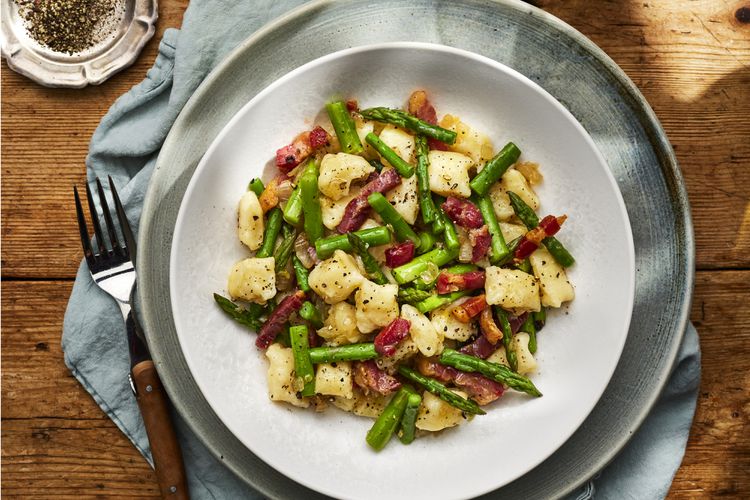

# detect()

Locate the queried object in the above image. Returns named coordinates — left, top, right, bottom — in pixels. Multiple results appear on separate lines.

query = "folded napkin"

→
left=62, top=1, right=701, bottom=498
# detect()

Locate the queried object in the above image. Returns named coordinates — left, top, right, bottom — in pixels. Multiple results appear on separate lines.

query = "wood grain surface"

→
left=2, top=0, right=748, bottom=498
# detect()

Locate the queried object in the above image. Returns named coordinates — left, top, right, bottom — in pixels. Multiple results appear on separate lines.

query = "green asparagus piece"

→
left=439, top=349, right=542, bottom=397
left=417, top=231, right=436, bottom=254
left=397, top=287, right=433, bottom=304
left=289, top=325, right=315, bottom=397
left=213, top=293, right=263, bottom=330
left=274, top=226, right=297, bottom=272
left=414, top=290, right=472, bottom=314
left=300, top=161, right=324, bottom=243
left=515, top=258, right=532, bottom=274
left=496, top=236, right=523, bottom=266
left=438, top=207, right=460, bottom=251
left=369, top=158, right=384, bottom=172
left=365, top=133, right=414, bottom=177
left=283, top=185, right=303, bottom=225
left=366, top=388, right=410, bottom=451
left=367, top=192, right=420, bottom=245
left=431, top=197, right=445, bottom=235
left=469, top=142, right=522, bottom=196
left=326, top=100, right=363, bottom=155
left=315, top=226, right=392, bottom=259
left=292, top=255, right=311, bottom=292
left=360, top=107, right=457, bottom=145
left=392, top=247, right=458, bottom=284
left=398, top=392, right=423, bottom=444
left=533, top=308, right=547, bottom=331
left=415, top=135, right=437, bottom=224
left=413, top=263, right=477, bottom=290
left=494, top=307, right=518, bottom=372
left=256, top=207, right=283, bottom=259
left=347, top=233, right=388, bottom=285
left=520, top=313, right=537, bottom=354
left=299, top=301, right=323, bottom=329
left=398, top=366, right=485, bottom=415
left=308, top=343, right=378, bottom=364
left=476, top=195, right=510, bottom=263
left=248, top=177, right=264, bottom=196
left=507, top=191, right=575, bottom=267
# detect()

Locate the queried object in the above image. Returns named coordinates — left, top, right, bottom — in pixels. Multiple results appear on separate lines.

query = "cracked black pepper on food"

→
left=15, top=0, right=122, bottom=54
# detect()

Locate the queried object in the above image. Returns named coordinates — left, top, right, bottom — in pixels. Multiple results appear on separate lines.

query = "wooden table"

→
left=2, top=1, right=748, bottom=497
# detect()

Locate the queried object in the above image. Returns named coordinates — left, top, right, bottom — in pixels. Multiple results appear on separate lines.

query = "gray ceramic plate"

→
left=138, top=1, right=694, bottom=498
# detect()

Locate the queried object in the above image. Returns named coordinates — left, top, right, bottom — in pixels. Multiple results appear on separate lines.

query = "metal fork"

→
left=74, top=177, right=189, bottom=499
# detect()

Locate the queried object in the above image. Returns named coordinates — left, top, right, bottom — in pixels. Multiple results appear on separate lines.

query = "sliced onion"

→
left=457, top=227, right=473, bottom=263
left=294, top=233, right=317, bottom=269
left=418, top=262, right=439, bottom=284
left=275, top=178, right=294, bottom=205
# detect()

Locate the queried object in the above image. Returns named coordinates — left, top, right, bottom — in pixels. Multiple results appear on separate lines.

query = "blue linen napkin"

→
left=62, top=1, right=701, bottom=498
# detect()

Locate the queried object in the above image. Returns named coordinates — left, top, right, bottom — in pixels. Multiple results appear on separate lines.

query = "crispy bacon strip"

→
left=374, top=318, right=411, bottom=356
left=308, top=126, right=330, bottom=149
left=337, top=168, right=402, bottom=233
left=514, top=215, right=568, bottom=259
left=442, top=197, right=484, bottom=229
left=354, top=360, right=401, bottom=395
left=479, top=308, right=503, bottom=344
left=275, top=126, right=330, bottom=173
left=436, top=270, right=485, bottom=294
left=469, top=225, right=491, bottom=263
left=416, top=357, right=503, bottom=405
left=408, top=90, right=448, bottom=151
left=385, top=241, right=415, bottom=268
left=452, top=294, right=487, bottom=323
left=257, top=174, right=288, bottom=213
left=256, top=290, right=306, bottom=349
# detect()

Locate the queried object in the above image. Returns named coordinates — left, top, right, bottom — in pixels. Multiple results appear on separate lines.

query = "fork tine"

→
left=95, top=177, right=122, bottom=255
left=74, top=186, right=96, bottom=266
left=85, top=182, right=107, bottom=255
left=109, top=176, right=137, bottom=264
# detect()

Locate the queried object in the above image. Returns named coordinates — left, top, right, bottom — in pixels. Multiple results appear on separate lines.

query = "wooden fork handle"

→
left=132, top=360, right=190, bottom=499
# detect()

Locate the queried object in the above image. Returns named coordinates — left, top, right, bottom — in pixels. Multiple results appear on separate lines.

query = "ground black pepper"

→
left=15, top=0, right=122, bottom=54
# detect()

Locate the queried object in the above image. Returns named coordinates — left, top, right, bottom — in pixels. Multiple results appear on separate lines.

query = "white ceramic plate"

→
left=170, top=43, right=635, bottom=500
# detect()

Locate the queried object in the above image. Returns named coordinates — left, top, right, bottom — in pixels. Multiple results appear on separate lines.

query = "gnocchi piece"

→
left=308, top=250, right=365, bottom=304
left=430, top=299, right=477, bottom=342
left=265, top=344, right=309, bottom=408
left=320, top=190, right=358, bottom=230
left=378, top=125, right=415, bottom=165
left=401, top=304, right=444, bottom=357
left=498, top=222, right=528, bottom=243
left=317, top=302, right=366, bottom=346
left=385, top=168, right=419, bottom=224
left=227, top=257, right=276, bottom=304
left=486, top=346, right=510, bottom=368
left=529, top=246, right=575, bottom=307
left=315, top=362, right=354, bottom=399
left=439, top=114, right=494, bottom=165
left=512, top=332, right=537, bottom=375
left=416, top=390, right=469, bottom=432
left=238, top=190, right=264, bottom=250
left=355, top=280, right=399, bottom=333
left=332, top=388, right=392, bottom=418
left=428, top=151, right=473, bottom=198
left=318, top=153, right=375, bottom=200
left=375, top=336, right=418, bottom=374
left=355, top=118, right=378, bottom=159
left=489, top=168, right=540, bottom=222
left=484, top=266, right=541, bottom=314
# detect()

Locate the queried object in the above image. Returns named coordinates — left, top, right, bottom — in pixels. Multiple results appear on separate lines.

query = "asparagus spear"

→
left=438, top=207, right=460, bottom=250
left=439, top=348, right=542, bottom=397
left=397, top=286, right=433, bottom=304
left=366, top=388, right=410, bottom=451
left=520, top=313, right=537, bottom=354
left=274, top=225, right=297, bottom=272
left=308, top=343, right=378, bottom=364
left=213, top=293, right=263, bottom=330
left=398, top=391, right=423, bottom=444
left=417, top=231, right=436, bottom=254
left=248, top=178, right=264, bottom=196
left=315, top=226, right=392, bottom=259
left=283, top=185, right=303, bottom=225
left=397, top=366, right=485, bottom=415
left=507, top=191, right=575, bottom=267
left=367, top=192, right=420, bottom=246
left=326, top=100, right=363, bottom=154
left=415, top=135, right=437, bottom=224
left=292, top=255, right=311, bottom=293
left=347, top=233, right=388, bottom=285
left=300, top=161, right=324, bottom=243
left=299, top=301, right=323, bottom=329
left=476, top=195, right=510, bottom=263
left=494, top=307, right=518, bottom=372
left=365, top=132, right=415, bottom=177
left=392, top=247, right=458, bottom=284
left=289, top=325, right=315, bottom=397
left=414, top=290, right=472, bottom=314
left=469, top=142, right=521, bottom=196
left=256, top=207, right=283, bottom=259
left=360, top=107, right=457, bottom=145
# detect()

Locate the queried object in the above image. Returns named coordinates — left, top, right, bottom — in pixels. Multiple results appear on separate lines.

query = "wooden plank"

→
left=1, top=0, right=749, bottom=278
left=2, top=270, right=748, bottom=496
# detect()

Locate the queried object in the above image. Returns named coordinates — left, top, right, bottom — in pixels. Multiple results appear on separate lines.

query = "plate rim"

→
left=139, top=0, right=695, bottom=498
